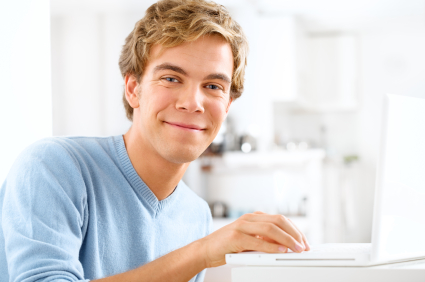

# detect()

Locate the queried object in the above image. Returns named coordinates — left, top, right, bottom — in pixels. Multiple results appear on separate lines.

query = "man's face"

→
left=131, top=35, right=233, bottom=164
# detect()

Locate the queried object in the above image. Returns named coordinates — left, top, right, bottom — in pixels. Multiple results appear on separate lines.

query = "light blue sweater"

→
left=0, top=136, right=212, bottom=282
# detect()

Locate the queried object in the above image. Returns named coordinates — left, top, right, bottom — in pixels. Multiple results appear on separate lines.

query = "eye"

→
left=164, top=77, right=179, bottom=83
left=205, top=84, right=221, bottom=90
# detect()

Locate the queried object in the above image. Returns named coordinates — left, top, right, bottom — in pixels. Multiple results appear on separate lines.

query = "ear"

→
left=124, top=74, right=140, bottom=109
left=225, top=97, right=233, bottom=114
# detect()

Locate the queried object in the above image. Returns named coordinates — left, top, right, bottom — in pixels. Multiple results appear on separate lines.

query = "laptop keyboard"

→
left=290, top=244, right=371, bottom=254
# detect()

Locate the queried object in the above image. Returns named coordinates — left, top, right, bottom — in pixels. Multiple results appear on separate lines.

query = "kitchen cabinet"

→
left=298, top=33, right=360, bottom=112
left=256, top=16, right=299, bottom=102
left=202, top=150, right=325, bottom=244
left=254, top=16, right=360, bottom=111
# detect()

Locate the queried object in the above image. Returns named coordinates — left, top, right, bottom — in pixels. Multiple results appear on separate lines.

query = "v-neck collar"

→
left=112, top=135, right=181, bottom=217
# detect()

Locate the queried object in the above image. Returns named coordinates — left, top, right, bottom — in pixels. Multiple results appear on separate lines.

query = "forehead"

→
left=147, top=35, right=234, bottom=78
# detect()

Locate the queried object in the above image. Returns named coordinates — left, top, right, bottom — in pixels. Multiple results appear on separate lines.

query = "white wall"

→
left=51, top=13, right=104, bottom=136
left=50, top=11, right=147, bottom=136
left=353, top=25, right=425, bottom=242
left=0, top=0, right=52, bottom=183
left=358, top=27, right=425, bottom=166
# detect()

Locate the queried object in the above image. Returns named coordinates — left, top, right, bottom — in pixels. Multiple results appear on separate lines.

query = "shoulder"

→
left=12, top=137, right=79, bottom=170
left=6, top=136, right=114, bottom=191
left=14, top=136, right=113, bottom=167
left=6, top=137, right=87, bottom=188
left=4, top=137, right=93, bottom=215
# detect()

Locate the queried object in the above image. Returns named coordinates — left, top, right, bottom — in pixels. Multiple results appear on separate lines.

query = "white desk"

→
left=231, top=259, right=425, bottom=282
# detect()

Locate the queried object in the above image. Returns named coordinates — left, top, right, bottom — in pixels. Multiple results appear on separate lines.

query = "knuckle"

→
left=278, top=214, right=288, bottom=222
left=272, top=215, right=287, bottom=226
left=295, top=234, right=303, bottom=243
left=233, top=219, right=244, bottom=230
left=240, top=213, right=251, bottom=220
left=278, top=235, right=294, bottom=246
left=264, top=242, right=277, bottom=253
left=264, top=223, right=275, bottom=233
left=254, top=238, right=265, bottom=250
left=283, top=234, right=297, bottom=244
left=257, top=239, right=266, bottom=250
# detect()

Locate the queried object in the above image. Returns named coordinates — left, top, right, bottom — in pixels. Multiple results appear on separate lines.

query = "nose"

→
left=175, top=85, right=205, bottom=113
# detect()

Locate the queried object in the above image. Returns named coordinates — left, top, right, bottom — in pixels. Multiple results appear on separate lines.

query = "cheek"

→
left=140, top=87, right=173, bottom=118
left=207, top=99, right=229, bottom=128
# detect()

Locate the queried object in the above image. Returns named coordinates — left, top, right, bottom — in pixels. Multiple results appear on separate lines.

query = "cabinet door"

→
left=301, top=33, right=359, bottom=111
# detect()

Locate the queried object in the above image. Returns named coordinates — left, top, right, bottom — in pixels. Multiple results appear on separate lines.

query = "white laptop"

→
left=226, top=93, right=425, bottom=267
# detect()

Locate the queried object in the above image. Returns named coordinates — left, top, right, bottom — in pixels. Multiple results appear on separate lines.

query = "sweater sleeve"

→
left=193, top=198, right=213, bottom=282
left=1, top=139, right=90, bottom=282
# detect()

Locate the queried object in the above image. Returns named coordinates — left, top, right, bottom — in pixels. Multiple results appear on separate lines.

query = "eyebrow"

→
left=153, top=62, right=231, bottom=84
left=204, top=73, right=231, bottom=84
left=153, top=63, right=187, bottom=76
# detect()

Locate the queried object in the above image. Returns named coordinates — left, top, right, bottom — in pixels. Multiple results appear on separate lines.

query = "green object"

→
left=344, top=155, right=359, bottom=165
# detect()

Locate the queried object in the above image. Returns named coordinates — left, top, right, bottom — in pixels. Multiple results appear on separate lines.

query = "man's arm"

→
left=1, top=139, right=90, bottom=282
left=2, top=140, right=308, bottom=282
left=93, top=240, right=206, bottom=282
left=93, top=212, right=310, bottom=282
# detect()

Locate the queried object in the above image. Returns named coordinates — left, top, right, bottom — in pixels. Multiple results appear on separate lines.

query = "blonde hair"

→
left=119, top=0, right=248, bottom=121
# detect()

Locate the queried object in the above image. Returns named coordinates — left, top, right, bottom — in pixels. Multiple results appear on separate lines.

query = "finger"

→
left=242, top=212, right=306, bottom=251
left=242, top=214, right=305, bottom=250
left=258, top=235, right=280, bottom=245
left=287, top=218, right=311, bottom=251
left=237, top=221, right=304, bottom=253
left=239, top=233, right=287, bottom=253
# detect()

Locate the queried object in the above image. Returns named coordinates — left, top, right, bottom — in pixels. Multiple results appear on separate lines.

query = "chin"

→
left=157, top=142, right=206, bottom=164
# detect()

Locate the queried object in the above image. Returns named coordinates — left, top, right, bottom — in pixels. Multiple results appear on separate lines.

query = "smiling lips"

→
left=164, top=121, right=205, bottom=132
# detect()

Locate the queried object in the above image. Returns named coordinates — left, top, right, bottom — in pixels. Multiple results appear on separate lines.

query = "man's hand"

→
left=93, top=211, right=310, bottom=282
left=199, top=211, right=311, bottom=268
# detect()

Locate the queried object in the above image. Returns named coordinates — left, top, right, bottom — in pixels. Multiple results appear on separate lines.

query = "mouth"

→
left=163, top=121, right=205, bottom=132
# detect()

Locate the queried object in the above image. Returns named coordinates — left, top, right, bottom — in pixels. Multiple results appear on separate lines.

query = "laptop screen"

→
left=371, top=94, right=425, bottom=262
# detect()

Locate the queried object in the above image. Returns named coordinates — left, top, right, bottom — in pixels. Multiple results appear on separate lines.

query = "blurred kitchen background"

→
left=10, top=0, right=425, bottom=281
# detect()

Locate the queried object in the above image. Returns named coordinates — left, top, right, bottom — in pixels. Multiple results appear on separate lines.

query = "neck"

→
left=123, top=126, right=189, bottom=201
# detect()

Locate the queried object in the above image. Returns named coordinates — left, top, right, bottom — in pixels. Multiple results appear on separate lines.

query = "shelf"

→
left=202, top=149, right=325, bottom=172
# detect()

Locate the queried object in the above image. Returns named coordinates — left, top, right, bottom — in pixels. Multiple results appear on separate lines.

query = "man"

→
left=0, top=0, right=309, bottom=281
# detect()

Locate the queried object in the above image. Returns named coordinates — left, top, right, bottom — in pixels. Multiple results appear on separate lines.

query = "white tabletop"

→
left=231, top=259, right=425, bottom=282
